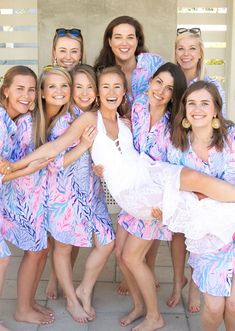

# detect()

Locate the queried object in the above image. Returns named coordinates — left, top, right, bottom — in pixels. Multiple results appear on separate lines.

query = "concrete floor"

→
left=1, top=216, right=226, bottom=331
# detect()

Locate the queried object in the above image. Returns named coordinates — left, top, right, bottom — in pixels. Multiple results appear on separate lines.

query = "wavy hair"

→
left=94, top=16, right=147, bottom=71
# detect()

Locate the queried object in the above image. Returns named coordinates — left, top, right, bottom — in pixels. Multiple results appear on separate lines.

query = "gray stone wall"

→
left=38, top=0, right=177, bottom=70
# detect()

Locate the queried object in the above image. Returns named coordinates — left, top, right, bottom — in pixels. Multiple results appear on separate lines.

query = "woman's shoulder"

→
left=136, top=52, right=165, bottom=68
left=72, top=109, right=97, bottom=127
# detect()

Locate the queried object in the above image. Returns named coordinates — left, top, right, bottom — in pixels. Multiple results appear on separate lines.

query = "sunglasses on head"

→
left=56, top=28, right=81, bottom=37
left=177, top=28, right=201, bottom=36
left=42, top=64, right=68, bottom=72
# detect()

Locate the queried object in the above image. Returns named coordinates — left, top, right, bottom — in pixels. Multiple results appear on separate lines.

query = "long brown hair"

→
left=172, top=80, right=233, bottom=151
left=94, top=16, right=147, bottom=71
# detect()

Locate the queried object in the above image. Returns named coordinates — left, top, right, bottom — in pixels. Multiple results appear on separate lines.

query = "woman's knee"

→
left=54, top=241, right=72, bottom=256
left=0, top=256, right=10, bottom=270
left=204, top=298, right=225, bottom=316
left=225, top=296, right=235, bottom=314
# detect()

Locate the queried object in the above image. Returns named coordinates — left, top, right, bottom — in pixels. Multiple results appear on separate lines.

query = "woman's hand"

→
left=92, top=164, right=104, bottom=177
left=23, top=157, right=53, bottom=175
left=194, top=192, right=207, bottom=200
left=80, top=126, right=97, bottom=149
left=151, top=207, right=162, bottom=221
left=0, top=159, right=13, bottom=175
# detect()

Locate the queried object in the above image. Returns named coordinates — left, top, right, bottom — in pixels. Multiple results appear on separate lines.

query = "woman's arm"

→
left=2, top=158, right=52, bottom=182
left=12, top=112, right=96, bottom=171
left=63, top=126, right=96, bottom=168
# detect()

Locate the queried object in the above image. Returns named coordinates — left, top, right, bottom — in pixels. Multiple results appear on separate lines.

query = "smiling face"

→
left=4, top=74, right=36, bottom=119
left=108, top=23, right=138, bottom=63
left=42, top=73, right=70, bottom=113
left=148, top=71, right=174, bottom=109
left=186, top=89, right=216, bottom=130
left=175, top=35, right=201, bottom=75
left=53, top=36, right=82, bottom=70
left=72, top=72, right=96, bottom=112
left=98, top=72, right=125, bottom=111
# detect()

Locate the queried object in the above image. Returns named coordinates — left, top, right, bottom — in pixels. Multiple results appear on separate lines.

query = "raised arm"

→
left=12, top=112, right=97, bottom=171
left=63, top=126, right=96, bottom=168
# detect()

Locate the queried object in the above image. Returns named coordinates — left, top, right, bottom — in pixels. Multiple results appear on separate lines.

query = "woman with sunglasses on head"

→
left=46, top=27, right=84, bottom=299
left=94, top=15, right=165, bottom=107
left=167, top=81, right=235, bottom=331
left=34, top=65, right=114, bottom=323
left=167, top=27, right=228, bottom=312
left=0, top=66, right=54, bottom=327
left=52, top=28, right=83, bottom=71
left=175, top=27, right=226, bottom=117
left=5, top=66, right=235, bottom=330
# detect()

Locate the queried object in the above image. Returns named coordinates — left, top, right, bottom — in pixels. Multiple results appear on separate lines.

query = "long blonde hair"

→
left=175, top=32, right=205, bottom=80
left=34, top=66, right=74, bottom=148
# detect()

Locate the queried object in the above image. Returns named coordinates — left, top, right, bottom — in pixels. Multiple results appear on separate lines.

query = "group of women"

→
left=0, top=15, right=234, bottom=331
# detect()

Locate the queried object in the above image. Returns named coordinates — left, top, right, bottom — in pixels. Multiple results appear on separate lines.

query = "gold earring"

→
left=53, top=58, right=57, bottom=66
left=182, top=118, right=191, bottom=129
left=211, top=117, right=220, bottom=129
left=28, top=101, right=35, bottom=111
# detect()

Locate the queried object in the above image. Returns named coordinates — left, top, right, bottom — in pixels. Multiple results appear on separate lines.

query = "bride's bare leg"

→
left=180, top=168, right=235, bottom=202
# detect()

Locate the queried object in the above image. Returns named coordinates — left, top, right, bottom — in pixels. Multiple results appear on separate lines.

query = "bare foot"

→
left=119, top=306, right=145, bottom=327
left=167, top=276, right=188, bottom=308
left=117, top=279, right=160, bottom=296
left=188, top=279, right=200, bottom=313
left=14, top=308, right=54, bottom=324
left=154, top=277, right=160, bottom=289
left=66, top=301, right=91, bottom=323
left=45, top=277, right=58, bottom=300
left=0, top=321, right=11, bottom=331
left=76, top=285, right=96, bottom=320
left=117, top=280, right=129, bottom=295
left=131, top=315, right=165, bottom=331
left=33, top=302, right=54, bottom=317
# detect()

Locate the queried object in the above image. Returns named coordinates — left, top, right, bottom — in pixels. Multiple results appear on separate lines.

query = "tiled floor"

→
left=1, top=217, right=226, bottom=331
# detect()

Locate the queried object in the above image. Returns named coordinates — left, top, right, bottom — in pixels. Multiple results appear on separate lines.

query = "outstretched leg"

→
left=224, top=276, right=235, bottom=331
left=202, top=293, right=224, bottom=331
left=117, top=240, right=160, bottom=296
left=53, top=241, right=89, bottom=323
left=180, top=168, right=235, bottom=202
left=15, top=251, right=54, bottom=325
left=167, top=233, right=188, bottom=308
left=115, top=225, right=145, bottom=327
left=0, top=257, right=10, bottom=331
left=76, top=236, right=114, bottom=319
left=122, top=235, right=165, bottom=331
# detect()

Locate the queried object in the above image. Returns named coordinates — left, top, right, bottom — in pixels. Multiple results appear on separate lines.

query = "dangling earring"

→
left=211, top=116, right=220, bottom=129
left=53, top=58, right=57, bottom=66
left=182, top=118, right=191, bottom=129
left=28, top=101, right=35, bottom=111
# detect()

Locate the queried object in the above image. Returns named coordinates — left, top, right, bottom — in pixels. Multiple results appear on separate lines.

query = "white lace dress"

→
left=91, top=112, right=235, bottom=254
